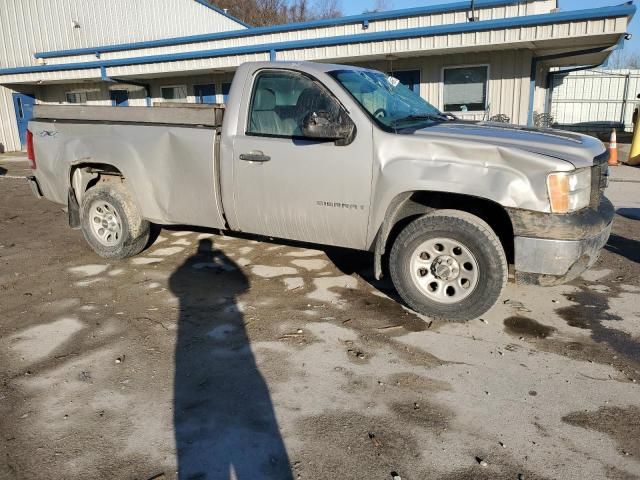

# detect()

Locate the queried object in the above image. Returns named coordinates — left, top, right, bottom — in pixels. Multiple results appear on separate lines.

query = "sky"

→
left=345, top=0, right=640, bottom=52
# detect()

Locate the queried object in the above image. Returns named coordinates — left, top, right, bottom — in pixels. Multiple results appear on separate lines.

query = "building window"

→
left=65, top=92, right=88, bottom=104
left=443, top=65, right=488, bottom=112
left=390, top=70, right=421, bottom=94
left=194, top=84, right=216, bottom=104
left=221, top=82, right=232, bottom=104
left=160, top=85, right=188, bottom=102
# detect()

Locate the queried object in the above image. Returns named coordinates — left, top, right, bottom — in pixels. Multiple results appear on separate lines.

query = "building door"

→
left=194, top=84, right=216, bottom=104
left=110, top=90, right=129, bottom=106
left=12, top=93, right=35, bottom=146
left=391, top=70, right=421, bottom=94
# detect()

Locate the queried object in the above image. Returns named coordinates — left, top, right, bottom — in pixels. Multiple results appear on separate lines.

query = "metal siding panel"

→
left=24, top=7, right=633, bottom=71
left=32, top=1, right=567, bottom=62
left=0, top=87, right=21, bottom=151
left=2, top=11, right=630, bottom=80
left=551, top=69, right=640, bottom=132
left=1, top=0, right=245, bottom=69
left=0, top=0, right=247, bottom=150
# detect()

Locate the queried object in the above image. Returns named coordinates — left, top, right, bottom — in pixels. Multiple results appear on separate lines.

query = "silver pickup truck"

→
left=27, top=61, right=613, bottom=321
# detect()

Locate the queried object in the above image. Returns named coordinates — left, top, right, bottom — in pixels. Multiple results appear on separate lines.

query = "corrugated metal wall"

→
left=75, top=13, right=629, bottom=85
left=42, top=0, right=555, bottom=66
left=0, top=88, right=29, bottom=152
left=550, top=69, right=640, bottom=133
left=0, top=0, right=244, bottom=69
left=0, top=0, right=245, bottom=152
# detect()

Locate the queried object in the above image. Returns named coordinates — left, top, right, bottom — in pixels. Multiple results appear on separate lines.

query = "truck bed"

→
left=30, top=104, right=227, bottom=230
left=33, top=104, right=225, bottom=127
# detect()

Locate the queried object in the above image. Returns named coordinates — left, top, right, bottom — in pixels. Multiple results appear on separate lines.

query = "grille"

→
left=590, top=150, right=609, bottom=208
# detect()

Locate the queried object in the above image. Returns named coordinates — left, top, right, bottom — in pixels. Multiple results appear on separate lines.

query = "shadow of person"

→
left=169, top=239, right=293, bottom=480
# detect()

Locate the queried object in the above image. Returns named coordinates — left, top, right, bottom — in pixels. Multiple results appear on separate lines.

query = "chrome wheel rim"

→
left=89, top=201, right=122, bottom=246
left=409, top=237, right=479, bottom=304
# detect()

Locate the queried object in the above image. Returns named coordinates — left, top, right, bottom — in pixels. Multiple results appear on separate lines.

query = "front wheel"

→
left=389, top=210, right=507, bottom=321
left=80, top=182, right=150, bottom=259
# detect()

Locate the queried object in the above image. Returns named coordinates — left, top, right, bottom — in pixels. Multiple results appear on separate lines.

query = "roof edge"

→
left=192, top=0, right=251, bottom=29
left=34, top=0, right=537, bottom=60
left=1, top=3, right=633, bottom=78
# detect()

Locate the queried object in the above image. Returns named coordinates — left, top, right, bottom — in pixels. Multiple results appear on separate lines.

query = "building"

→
left=0, top=0, right=635, bottom=152
left=549, top=68, right=640, bottom=135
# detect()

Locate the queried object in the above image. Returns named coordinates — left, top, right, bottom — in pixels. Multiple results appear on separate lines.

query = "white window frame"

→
left=160, top=84, right=188, bottom=103
left=65, top=91, right=88, bottom=104
left=440, top=64, right=490, bottom=113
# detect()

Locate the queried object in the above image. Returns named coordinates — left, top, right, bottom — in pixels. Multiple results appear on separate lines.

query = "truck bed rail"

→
left=33, top=104, right=224, bottom=127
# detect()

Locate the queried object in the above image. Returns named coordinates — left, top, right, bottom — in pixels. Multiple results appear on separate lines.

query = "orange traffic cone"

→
left=609, top=129, right=619, bottom=166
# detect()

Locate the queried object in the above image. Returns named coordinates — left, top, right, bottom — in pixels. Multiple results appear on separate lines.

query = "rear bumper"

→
left=27, top=175, right=43, bottom=198
left=510, top=197, right=614, bottom=286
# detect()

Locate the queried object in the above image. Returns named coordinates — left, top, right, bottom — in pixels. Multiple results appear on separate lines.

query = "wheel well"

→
left=379, top=191, right=514, bottom=273
left=67, top=164, right=124, bottom=229
left=70, top=163, right=124, bottom=204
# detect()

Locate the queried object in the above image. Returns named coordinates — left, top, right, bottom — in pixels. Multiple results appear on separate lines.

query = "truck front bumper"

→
left=508, top=197, right=614, bottom=286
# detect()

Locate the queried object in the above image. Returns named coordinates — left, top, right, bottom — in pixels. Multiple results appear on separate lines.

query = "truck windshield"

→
left=329, top=69, right=447, bottom=131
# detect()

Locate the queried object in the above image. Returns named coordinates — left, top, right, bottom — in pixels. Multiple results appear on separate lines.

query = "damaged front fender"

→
left=367, top=131, right=569, bottom=249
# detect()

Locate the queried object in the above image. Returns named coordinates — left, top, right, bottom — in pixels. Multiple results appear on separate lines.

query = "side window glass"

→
left=247, top=71, right=341, bottom=138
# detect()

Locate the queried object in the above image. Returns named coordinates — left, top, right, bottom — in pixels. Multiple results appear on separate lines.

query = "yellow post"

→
left=629, top=107, right=640, bottom=165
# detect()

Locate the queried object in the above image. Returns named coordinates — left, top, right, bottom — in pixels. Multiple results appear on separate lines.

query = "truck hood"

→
left=410, top=121, right=605, bottom=168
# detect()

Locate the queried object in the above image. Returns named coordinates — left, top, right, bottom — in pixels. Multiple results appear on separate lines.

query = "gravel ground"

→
left=1, top=157, right=639, bottom=480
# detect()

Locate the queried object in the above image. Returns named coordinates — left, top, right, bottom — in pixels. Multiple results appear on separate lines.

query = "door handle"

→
left=239, top=151, right=271, bottom=162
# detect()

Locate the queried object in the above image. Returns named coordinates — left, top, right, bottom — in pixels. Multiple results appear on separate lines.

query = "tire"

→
left=389, top=209, right=507, bottom=322
left=80, top=182, right=150, bottom=259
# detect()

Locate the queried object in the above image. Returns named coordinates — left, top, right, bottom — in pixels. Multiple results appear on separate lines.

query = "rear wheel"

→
left=80, top=182, right=150, bottom=259
left=389, top=210, right=507, bottom=321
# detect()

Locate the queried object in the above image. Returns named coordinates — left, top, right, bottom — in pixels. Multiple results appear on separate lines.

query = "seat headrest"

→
left=296, top=88, right=330, bottom=110
left=254, top=88, right=276, bottom=111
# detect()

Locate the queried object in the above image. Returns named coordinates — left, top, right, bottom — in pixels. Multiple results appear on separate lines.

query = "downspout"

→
left=527, top=58, right=538, bottom=127
left=620, top=71, right=631, bottom=127
left=468, top=0, right=477, bottom=22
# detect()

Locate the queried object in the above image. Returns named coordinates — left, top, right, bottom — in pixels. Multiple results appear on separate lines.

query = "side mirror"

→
left=302, top=111, right=355, bottom=144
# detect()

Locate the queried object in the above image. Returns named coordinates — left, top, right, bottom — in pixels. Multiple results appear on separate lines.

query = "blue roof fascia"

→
left=34, top=0, right=534, bottom=59
left=2, top=3, right=634, bottom=77
left=192, top=0, right=251, bottom=28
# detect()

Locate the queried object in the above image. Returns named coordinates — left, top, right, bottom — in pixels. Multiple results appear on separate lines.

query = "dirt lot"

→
left=1, top=156, right=640, bottom=480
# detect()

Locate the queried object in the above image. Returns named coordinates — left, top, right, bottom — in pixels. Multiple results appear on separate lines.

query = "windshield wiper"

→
left=391, top=113, right=450, bottom=125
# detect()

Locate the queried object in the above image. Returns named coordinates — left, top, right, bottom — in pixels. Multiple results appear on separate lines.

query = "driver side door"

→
left=230, top=69, right=373, bottom=249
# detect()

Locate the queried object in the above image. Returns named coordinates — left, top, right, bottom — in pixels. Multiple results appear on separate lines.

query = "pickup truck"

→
left=26, top=61, right=613, bottom=321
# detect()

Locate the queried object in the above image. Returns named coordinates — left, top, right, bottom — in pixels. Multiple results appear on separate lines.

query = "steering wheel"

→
left=373, top=108, right=387, bottom=119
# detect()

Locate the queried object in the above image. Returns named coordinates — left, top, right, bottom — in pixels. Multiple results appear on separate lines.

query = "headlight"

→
left=547, top=169, right=591, bottom=213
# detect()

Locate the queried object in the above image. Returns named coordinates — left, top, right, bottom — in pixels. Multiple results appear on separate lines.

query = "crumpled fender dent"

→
left=367, top=132, right=569, bottom=248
